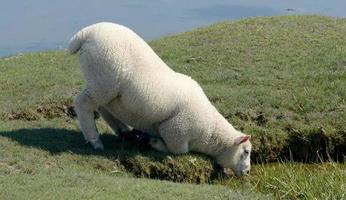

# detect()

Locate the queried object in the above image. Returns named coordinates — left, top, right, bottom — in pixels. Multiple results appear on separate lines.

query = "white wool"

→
left=69, top=22, right=251, bottom=174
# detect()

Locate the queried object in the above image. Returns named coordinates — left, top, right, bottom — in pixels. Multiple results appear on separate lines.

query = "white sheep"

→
left=69, top=22, right=252, bottom=176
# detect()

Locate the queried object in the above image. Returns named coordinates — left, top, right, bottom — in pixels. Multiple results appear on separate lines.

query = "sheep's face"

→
left=216, top=135, right=251, bottom=177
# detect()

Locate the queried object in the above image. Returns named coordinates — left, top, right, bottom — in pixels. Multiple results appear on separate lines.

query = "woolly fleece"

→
left=69, top=22, right=251, bottom=175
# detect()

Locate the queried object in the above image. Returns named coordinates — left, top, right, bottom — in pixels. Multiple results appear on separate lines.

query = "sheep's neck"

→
left=191, top=114, right=236, bottom=157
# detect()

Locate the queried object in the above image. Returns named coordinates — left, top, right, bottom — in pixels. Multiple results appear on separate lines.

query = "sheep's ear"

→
left=235, top=135, right=250, bottom=145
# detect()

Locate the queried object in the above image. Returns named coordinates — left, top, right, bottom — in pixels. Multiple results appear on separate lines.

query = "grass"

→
left=1, top=170, right=264, bottom=200
left=0, top=119, right=268, bottom=200
left=224, top=162, right=346, bottom=199
left=0, top=15, right=346, bottom=199
left=0, top=120, right=344, bottom=199
left=151, top=15, right=346, bottom=162
left=1, top=16, right=346, bottom=162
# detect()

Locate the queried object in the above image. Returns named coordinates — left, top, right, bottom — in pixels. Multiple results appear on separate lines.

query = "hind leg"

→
left=74, top=90, right=104, bottom=150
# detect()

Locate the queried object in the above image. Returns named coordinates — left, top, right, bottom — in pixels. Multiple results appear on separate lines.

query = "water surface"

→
left=0, top=0, right=345, bottom=56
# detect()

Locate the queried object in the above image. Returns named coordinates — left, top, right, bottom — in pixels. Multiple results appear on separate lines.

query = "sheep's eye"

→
left=244, top=150, right=249, bottom=155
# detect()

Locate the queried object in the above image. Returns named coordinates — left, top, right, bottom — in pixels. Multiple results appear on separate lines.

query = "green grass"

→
left=0, top=120, right=344, bottom=199
left=1, top=15, right=346, bottom=199
left=0, top=119, right=268, bottom=200
left=1, top=16, right=346, bottom=162
left=151, top=15, right=346, bottom=162
left=224, top=162, right=346, bottom=199
left=1, top=170, right=265, bottom=200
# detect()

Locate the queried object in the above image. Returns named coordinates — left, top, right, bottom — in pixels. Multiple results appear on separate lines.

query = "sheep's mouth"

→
left=223, top=168, right=250, bottom=177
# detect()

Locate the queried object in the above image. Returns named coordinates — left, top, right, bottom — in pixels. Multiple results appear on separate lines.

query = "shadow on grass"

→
left=0, top=128, right=219, bottom=183
left=0, top=128, right=161, bottom=159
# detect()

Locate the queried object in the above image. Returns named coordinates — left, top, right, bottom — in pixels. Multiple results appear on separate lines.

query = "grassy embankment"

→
left=0, top=16, right=345, bottom=199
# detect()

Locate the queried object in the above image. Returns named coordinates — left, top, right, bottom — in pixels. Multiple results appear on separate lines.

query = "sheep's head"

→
left=216, top=134, right=251, bottom=177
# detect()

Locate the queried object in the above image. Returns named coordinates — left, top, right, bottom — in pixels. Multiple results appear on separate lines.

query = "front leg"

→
left=74, top=90, right=104, bottom=150
left=157, top=117, right=189, bottom=154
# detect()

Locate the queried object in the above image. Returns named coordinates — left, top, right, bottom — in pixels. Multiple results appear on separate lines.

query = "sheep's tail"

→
left=68, top=30, right=85, bottom=55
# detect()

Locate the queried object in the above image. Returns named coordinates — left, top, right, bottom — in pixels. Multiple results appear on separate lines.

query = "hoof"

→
left=89, top=138, right=104, bottom=150
left=118, top=129, right=150, bottom=144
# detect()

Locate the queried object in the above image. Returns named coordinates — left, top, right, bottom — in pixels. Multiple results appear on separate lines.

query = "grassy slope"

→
left=0, top=16, right=346, bottom=199
left=151, top=15, right=346, bottom=162
left=0, top=51, right=80, bottom=119
left=1, top=16, right=346, bottom=161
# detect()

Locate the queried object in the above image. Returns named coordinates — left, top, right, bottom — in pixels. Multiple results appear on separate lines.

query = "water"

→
left=0, top=0, right=345, bottom=57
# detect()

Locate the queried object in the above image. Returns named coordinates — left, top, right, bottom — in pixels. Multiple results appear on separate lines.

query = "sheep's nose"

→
left=243, top=170, right=250, bottom=175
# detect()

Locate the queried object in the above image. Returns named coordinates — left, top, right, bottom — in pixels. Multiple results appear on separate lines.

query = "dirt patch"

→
left=209, top=96, right=225, bottom=104
left=185, top=56, right=204, bottom=64
left=281, top=127, right=329, bottom=162
left=234, top=111, right=249, bottom=121
left=251, top=133, right=288, bottom=163
left=253, top=112, right=268, bottom=126
left=329, top=130, right=346, bottom=162
left=122, top=154, right=216, bottom=183
left=1, top=103, right=76, bottom=121
left=278, top=127, right=346, bottom=163
left=234, top=111, right=268, bottom=126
